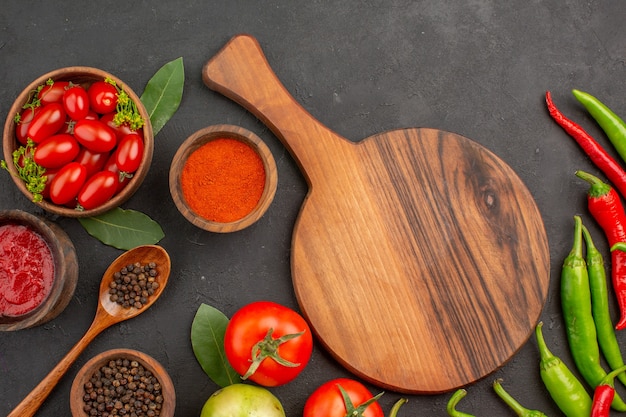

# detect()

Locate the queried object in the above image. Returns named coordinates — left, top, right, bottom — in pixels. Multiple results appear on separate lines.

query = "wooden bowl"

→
left=169, top=124, right=278, bottom=233
left=0, top=209, right=78, bottom=331
left=2, top=66, right=154, bottom=217
left=70, top=348, right=175, bottom=417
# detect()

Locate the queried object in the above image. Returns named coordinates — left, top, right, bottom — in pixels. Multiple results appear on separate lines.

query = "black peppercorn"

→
left=108, top=262, right=159, bottom=309
left=82, top=357, right=164, bottom=417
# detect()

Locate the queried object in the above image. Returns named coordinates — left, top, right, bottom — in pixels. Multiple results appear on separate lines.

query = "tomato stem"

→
left=241, top=327, right=304, bottom=380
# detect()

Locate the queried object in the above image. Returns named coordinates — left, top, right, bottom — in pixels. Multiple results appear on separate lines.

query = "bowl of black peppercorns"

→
left=70, top=348, right=175, bottom=417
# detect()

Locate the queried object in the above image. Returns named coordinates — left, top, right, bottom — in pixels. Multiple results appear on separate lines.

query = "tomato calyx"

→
left=337, top=384, right=384, bottom=417
left=242, top=327, right=305, bottom=380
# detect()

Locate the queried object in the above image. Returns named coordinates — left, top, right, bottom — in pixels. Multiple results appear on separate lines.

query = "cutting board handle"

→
left=203, top=34, right=353, bottom=181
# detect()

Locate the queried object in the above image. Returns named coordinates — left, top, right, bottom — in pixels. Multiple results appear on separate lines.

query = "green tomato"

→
left=200, top=384, right=286, bottom=417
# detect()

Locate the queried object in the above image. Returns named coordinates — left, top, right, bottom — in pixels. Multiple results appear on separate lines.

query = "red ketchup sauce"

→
left=0, top=223, right=55, bottom=317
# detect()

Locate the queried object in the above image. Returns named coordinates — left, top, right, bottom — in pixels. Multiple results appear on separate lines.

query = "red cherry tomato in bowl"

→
left=27, top=103, right=66, bottom=143
left=33, top=133, right=80, bottom=169
left=63, top=85, right=90, bottom=120
left=224, top=301, right=313, bottom=387
left=100, top=112, right=143, bottom=141
left=48, top=162, right=87, bottom=205
left=73, top=147, right=109, bottom=178
left=38, top=81, right=69, bottom=105
left=73, top=119, right=117, bottom=152
left=88, top=81, right=118, bottom=114
left=77, top=170, right=118, bottom=210
left=15, top=106, right=41, bottom=145
left=303, top=378, right=384, bottom=417
left=115, top=133, right=144, bottom=175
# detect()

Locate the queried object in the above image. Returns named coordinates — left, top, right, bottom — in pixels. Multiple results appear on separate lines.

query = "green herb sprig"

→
left=1, top=139, right=47, bottom=202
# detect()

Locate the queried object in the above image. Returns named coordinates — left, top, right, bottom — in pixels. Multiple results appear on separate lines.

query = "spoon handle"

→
left=7, top=317, right=111, bottom=417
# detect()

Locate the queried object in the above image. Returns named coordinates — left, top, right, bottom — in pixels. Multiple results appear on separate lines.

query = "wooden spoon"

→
left=7, top=245, right=171, bottom=417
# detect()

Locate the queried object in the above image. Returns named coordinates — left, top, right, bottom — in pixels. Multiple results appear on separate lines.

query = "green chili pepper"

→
left=446, top=389, right=475, bottom=417
left=581, top=224, right=626, bottom=386
left=561, top=216, right=626, bottom=411
left=572, top=89, right=626, bottom=164
left=535, top=321, right=592, bottom=417
left=492, top=378, right=547, bottom=416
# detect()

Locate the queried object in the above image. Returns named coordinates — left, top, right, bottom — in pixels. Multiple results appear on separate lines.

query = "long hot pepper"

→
left=535, top=321, right=592, bottom=417
left=576, top=170, right=626, bottom=330
left=546, top=91, right=626, bottom=199
left=446, top=389, right=475, bottom=417
left=492, top=379, right=547, bottom=416
left=561, top=216, right=626, bottom=411
left=581, top=223, right=626, bottom=385
left=591, top=365, right=626, bottom=417
left=572, top=89, right=626, bottom=165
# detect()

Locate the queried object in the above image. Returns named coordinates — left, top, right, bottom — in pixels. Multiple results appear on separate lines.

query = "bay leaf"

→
left=78, top=207, right=165, bottom=250
left=191, top=303, right=240, bottom=388
left=140, top=57, right=184, bottom=136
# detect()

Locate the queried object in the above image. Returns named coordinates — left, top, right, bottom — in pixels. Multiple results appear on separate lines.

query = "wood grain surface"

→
left=202, top=34, right=550, bottom=394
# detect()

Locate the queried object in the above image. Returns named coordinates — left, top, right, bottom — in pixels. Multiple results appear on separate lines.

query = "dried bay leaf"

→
left=191, top=303, right=240, bottom=388
left=78, top=207, right=164, bottom=250
left=140, top=57, right=184, bottom=136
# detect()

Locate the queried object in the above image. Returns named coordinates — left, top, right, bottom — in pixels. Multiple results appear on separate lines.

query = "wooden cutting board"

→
left=203, top=34, right=550, bottom=394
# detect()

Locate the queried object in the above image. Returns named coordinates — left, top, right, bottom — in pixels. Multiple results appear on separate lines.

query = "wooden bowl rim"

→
left=169, top=124, right=278, bottom=233
left=0, top=209, right=78, bottom=331
left=2, top=66, right=154, bottom=218
left=69, top=348, right=176, bottom=417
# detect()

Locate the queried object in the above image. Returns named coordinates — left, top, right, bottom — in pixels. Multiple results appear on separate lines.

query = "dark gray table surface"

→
left=1, top=1, right=625, bottom=415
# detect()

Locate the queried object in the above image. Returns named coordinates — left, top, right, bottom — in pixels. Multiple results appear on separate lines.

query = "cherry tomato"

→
left=62, top=85, right=90, bottom=120
left=41, top=168, right=59, bottom=200
left=77, top=170, right=118, bottom=210
left=33, top=133, right=80, bottom=169
left=224, top=301, right=313, bottom=387
left=88, top=81, right=118, bottom=114
left=27, top=103, right=66, bottom=143
left=15, top=106, right=41, bottom=145
left=104, top=152, right=130, bottom=193
left=38, top=81, right=69, bottom=105
left=303, top=378, right=384, bottom=417
left=115, top=133, right=144, bottom=175
left=73, top=119, right=117, bottom=152
left=48, top=162, right=87, bottom=205
left=74, top=147, right=109, bottom=178
left=100, top=112, right=143, bottom=141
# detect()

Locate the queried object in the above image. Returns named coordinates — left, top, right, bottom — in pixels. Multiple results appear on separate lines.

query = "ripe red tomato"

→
left=303, top=378, right=384, bottom=417
left=88, top=81, right=118, bottom=114
left=27, top=103, right=66, bottom=143
left=48, top=162, right=87, bottom=205
left=15, top=106, right=41, bottom=145
left=73, top=119, right=117, bottom=152
left=224, top=301, right=313, bottom=387
left=115, top=133, right=144, bottom=175
left=63, top=85, right=90, bottom=120
left=74, top=148, right=109, bottom=178
left=100, top=112, right=143, bottom=141
left=38, top=81, right=69, bottom=105
left=104, top=152, right=130, bottom=193
left=42, top=168, right=59, bottom=200
left=33, top=134, right=80, bottom=169
left=77, top=170, right=118, bottom=210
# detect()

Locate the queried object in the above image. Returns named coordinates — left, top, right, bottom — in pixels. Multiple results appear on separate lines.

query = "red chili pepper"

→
left=546, top=91, right=626, bottom=200
left=576, top=170, right=626, bottom=330
left=592, top=365, right=626, bottom=416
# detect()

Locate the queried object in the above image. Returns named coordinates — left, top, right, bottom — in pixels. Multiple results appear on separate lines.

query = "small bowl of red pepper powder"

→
left=169, top=124, right=278, bottom=233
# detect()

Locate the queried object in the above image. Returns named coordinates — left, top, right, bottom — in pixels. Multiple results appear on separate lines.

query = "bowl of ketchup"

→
left=0, top=209, right=78, bottom=330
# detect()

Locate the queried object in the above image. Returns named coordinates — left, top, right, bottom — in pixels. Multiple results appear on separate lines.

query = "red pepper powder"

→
left=181, top=138, right=266, bottom=223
